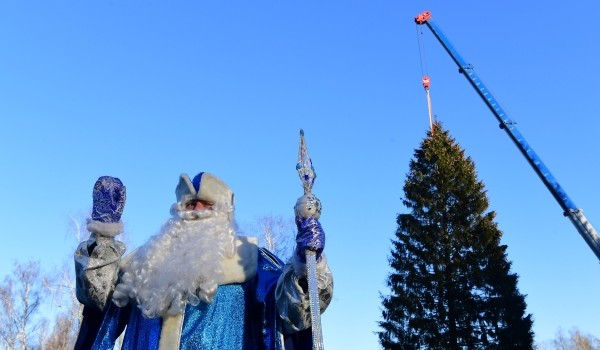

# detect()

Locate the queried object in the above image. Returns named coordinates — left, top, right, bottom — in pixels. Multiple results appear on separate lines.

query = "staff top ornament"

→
left=295, top=129, right=322, bottom=219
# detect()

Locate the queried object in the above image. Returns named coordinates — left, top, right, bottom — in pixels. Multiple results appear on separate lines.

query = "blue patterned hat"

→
left=91, top=176, right=126, bottom=223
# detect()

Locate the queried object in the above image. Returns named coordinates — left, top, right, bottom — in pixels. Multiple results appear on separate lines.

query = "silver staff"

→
left=295, top=129, right=324, bottom=350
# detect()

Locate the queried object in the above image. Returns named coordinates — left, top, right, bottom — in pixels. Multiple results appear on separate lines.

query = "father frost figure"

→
left=74, top=172, right=333, bottom=349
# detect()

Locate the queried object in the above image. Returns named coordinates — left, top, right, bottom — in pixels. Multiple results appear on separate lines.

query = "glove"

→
left=295, top=216, right=325, bottom=263
left=91, top=176, right=126, bottom=223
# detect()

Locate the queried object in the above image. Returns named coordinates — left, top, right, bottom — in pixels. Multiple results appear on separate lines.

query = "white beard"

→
left=112, top=209, right=237, bottom=318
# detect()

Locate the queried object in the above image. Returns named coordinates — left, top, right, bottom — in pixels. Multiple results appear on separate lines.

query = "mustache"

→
left=176, top=208, right=215, bottom=221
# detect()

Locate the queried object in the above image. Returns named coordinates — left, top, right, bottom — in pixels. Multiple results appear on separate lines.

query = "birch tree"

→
left=0, top=260, right=46, bottom=350
left=254, top=215, right=295, bottom=261
left=538, top=328, right=600, bottom=350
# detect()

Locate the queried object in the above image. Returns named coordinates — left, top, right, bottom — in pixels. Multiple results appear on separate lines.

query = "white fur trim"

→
left=159, top=313, right=183, bottom=350
left=220, top=236, right=258, bottom=284
left=174, top=173, right=235, bottom=213
left=175, top=174, right=197, bottom=202
left=86, top=219, right=123, bottom=237
left=197, top=173, right=234, bottom=208
left=119, top=248, right=138, bottom=269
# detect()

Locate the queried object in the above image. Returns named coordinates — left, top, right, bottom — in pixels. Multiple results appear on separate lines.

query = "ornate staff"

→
left=295, top=129, right=324, bottom=350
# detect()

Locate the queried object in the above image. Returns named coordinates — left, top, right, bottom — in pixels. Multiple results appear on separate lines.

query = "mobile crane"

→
left=414, top=10, right=600, bottom=261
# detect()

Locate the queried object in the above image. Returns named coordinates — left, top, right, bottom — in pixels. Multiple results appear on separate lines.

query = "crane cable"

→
left=416, top=23, right=434, bottom=131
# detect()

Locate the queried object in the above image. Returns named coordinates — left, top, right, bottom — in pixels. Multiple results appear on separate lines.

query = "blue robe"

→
left=76, top=249, right=312, bottom=350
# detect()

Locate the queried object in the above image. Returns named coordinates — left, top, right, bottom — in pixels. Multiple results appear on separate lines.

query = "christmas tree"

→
left=379, top=122, right=534, bottom=349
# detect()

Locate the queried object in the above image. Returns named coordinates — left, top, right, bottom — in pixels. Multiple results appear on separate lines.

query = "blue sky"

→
left=1, top=1, right=599, bottom=348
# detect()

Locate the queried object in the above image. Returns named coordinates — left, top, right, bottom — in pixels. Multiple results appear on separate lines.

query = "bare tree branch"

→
left=0, top=260, right=46, bottom=350
left=36, top=213, right=91, bottom=350
left=252, top=215, right=295, bottom=261
left=538, top=327, right=600, bottom=350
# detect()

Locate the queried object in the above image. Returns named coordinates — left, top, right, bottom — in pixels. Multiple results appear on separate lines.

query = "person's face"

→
left=185, top=199, right=214, bottom=211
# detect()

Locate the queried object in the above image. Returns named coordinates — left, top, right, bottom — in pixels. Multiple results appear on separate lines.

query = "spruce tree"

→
left=378, top=122, right=534, bottom=349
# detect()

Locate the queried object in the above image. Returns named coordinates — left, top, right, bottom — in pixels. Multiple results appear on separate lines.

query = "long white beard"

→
left=112, top=209, right=236, bottom=318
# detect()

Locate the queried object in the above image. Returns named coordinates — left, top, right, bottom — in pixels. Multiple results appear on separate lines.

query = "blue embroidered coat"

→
left=75, top=249, right=312, bottom=350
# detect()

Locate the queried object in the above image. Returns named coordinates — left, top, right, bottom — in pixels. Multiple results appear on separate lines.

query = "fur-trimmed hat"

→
left=175, top=172, right=234, bottom=210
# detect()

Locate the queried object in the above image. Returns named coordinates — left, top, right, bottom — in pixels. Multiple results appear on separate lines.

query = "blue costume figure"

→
left=74, top=172, right=333, bottom=350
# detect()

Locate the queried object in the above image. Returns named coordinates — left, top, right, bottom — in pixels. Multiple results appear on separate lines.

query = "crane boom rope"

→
left=416, top=24, right=434, bottom=131
left=414, top=10, right=600, bottom=262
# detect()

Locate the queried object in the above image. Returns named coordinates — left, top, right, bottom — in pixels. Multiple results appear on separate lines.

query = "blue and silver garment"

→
left=87, top=249, right=312, bottom=350
left=91, top=176, right=126, bottom=223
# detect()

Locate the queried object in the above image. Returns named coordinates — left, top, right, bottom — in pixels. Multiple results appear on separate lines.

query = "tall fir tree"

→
left=379, top=122, right=534, bottom=349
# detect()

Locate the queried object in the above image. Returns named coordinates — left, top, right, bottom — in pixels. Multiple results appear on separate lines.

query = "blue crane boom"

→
left=415, top=10, right=600, bottom=261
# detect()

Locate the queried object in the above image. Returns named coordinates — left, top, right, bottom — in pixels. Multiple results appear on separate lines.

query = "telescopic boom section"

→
left=414, top=10, right=600, bottom=261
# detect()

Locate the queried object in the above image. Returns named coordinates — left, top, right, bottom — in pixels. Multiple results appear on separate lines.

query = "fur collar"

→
left=220, top=236, right=258, bottom=284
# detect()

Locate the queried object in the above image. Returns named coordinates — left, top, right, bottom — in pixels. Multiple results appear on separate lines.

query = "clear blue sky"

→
left=1, top=1, right=599, bottom=348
